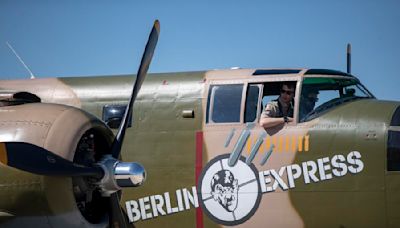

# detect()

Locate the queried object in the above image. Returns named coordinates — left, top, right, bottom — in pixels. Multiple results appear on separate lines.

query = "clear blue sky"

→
left=0, top=0, right=399, bottom=101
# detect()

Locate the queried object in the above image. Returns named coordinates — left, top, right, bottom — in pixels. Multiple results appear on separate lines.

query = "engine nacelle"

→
left=0, top=103, right=114, bottom=227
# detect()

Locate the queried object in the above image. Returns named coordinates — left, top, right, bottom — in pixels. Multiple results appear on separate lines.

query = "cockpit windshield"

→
left=299, top=77, right=374, bottom=122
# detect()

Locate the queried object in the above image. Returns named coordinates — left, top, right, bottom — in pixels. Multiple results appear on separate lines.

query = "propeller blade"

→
left=111, top=20, right=160, bottom=158
left=109, top=192, right=129, bottom=228
left=0, top=142, right=104, bottom=178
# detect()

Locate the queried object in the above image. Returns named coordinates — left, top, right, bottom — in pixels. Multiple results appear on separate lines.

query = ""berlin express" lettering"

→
left=125, top=151, right=364, bottom=223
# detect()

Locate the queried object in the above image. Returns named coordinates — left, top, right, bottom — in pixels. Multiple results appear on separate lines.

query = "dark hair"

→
left=282, top=82, right=296, bottom=90
left=210, top=170, right=235, bottom=190
left=302, top=86, right=319, bottom=96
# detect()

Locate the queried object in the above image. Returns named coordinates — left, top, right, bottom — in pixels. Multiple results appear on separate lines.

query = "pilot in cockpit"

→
left=259, top=82, right=295, bottom=129
left=299, top=87, right=319, bottom=122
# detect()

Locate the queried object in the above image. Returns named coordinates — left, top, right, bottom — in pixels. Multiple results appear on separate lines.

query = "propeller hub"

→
left=96, top=155, right=119, bottom=196
left=96, top=155, right=146, bottom=196
left=115, top=162, right=146, bottom=188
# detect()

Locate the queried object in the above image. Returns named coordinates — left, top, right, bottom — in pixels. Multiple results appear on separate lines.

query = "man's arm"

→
left=259, top=116, right=293, bottom=129
left=259, top=102, right=293, bottom=129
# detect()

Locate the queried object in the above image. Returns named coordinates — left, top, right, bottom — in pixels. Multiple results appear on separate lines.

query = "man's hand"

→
left=283, top=116, right=294, bottom=123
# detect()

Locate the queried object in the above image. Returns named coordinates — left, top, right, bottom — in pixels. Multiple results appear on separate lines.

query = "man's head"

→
left=280, top=82, right=296, bottom=104
left=302, top=88, right=319, bottom=106
left=302, top=88, right=319, bottom=111
left=210, top=170, right=239, bottom=212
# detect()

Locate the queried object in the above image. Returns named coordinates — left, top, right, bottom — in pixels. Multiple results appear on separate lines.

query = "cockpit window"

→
left=207, top=84, right=243, bottom=123
left=299, top=77, right=374, bottom=122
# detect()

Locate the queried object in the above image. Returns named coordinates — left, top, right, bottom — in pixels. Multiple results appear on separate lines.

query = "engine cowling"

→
left=0, top=103, right=114, bottom=227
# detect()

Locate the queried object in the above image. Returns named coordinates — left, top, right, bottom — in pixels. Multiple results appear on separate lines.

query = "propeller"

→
left=0, top=142, right=104, bottom=178
left=107, top=19, right=159, bottom=228
left=0, top=20, right=160, bottom=228
left=109, top=192, right=130, bottom=228
left=111, top=20, right=160, bottom=159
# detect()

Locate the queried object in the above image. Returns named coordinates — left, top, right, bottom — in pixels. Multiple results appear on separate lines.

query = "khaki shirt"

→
left=261, top=100, right=293, bottom=118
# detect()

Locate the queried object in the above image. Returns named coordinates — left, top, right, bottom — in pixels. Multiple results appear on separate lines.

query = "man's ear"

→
left=233, top=179, right=238, bottom=189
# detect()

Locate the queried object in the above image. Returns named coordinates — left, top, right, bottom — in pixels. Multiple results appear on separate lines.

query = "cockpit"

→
left=299, top=77, right=374, bottom=122
left=205, top=69, right=375, bottom=125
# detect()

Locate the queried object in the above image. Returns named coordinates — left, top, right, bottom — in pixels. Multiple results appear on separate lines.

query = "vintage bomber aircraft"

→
left=0, top=23, right=400, bottom=228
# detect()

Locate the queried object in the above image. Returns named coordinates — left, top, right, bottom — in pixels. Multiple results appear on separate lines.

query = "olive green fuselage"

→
left=1, top=69, right=399, bottom=227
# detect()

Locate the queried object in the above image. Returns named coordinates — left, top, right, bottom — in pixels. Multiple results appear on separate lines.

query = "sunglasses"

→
left=281, top=89, right=294, bottom=95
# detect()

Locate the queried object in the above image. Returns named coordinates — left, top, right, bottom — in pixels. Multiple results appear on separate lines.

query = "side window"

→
left=388, top=130, right=400, bottom=171
left=388, top=106, right=400, bottom=171
left=245, top=84, right=261, bottom=123
left=261, top=81, right=297, bottom=118
left=207, top=84, right=243, bottom=123
left=300, top=77, right=372, bottom=122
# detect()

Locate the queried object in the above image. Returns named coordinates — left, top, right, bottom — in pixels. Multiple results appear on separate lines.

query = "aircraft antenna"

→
left=347, top=43, right=351, bottom=74
left=5, top=41, right=35, bottom=79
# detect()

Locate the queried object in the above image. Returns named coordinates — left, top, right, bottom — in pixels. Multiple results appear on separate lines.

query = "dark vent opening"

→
left=305, top=69, right=353, bottom=77
left=253, top=69, right=301, bottom=76
left=0, top=91, right=41, bottom=107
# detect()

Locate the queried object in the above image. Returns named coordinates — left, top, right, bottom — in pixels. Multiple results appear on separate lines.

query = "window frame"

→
left=207, top=82, right=246, bottom=125
left=298, top=75, right=374, bottom=123
left=206, top=77, right=300, bottom=126
left=259, top=80, right=301, bottom=125
left=244, top=83, right=263, bottom=123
